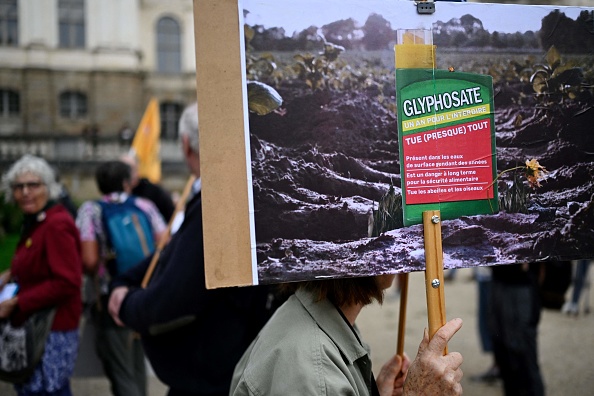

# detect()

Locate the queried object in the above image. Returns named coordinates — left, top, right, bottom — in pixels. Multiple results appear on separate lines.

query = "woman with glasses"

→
left=0, top=154, right=82, bottom=396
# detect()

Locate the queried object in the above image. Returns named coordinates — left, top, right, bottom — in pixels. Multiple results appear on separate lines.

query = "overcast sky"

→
left=242, top=0, right=587, bottom=35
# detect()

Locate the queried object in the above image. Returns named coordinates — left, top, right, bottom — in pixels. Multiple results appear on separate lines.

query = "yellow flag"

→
left=131, top=98, right=161, bottom=183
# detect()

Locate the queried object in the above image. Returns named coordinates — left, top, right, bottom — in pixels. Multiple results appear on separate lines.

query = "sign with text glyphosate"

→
left=396, top=69, right=497, bottom=225
left=195, top=0, right=594, bottom=288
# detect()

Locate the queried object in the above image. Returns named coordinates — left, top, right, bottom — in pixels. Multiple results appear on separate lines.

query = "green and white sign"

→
left=396, top=69, right=498, bottom=226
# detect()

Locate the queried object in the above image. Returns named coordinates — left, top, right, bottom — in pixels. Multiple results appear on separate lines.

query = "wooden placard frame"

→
left=193, top=0, right=255, bottom=288
left=193, top=0, right=594, bottom=290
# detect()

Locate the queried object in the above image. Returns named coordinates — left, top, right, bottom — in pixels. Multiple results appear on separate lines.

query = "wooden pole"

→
left=396, top=272, right=409, bottom=357
left=393, top=29, right=435, bottom=359
left=141, top=174, right=197, bottom=288
left=422, top=210, right=448, bottom=354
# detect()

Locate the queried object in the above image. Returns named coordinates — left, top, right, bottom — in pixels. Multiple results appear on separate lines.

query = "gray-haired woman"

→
left=0, top=154, right=82, bottom=396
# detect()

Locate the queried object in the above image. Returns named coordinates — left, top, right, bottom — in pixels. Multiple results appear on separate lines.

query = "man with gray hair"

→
left=108, top=103, right=276, bottom=396
left=178, top=100, right=200, bottom=155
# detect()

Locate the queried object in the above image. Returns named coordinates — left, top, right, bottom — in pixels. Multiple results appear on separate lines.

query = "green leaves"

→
left=530, top=45, right=585, bottom=105
left=247, top=81, right=283, bottom=116
left=499, top=172, right=530, bottom=214
left=369, top=184, right=404, bottom=237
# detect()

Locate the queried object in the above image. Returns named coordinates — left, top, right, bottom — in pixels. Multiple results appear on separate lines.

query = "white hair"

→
left=178, top=102, right=199, bottom=153
left=1, top=154, right=61, bottom=203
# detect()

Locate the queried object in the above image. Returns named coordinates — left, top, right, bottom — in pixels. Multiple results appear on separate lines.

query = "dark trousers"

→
left=477, top=278, right=493, bottom=353
left=489, top=281, right=544, bottom=396
left=571, top=260, right=590, bottom=304
left=92, top=304, right=147, bottom=396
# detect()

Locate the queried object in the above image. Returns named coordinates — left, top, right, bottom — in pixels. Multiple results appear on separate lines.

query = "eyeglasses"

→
left=11, top=181, right=45, bottom=192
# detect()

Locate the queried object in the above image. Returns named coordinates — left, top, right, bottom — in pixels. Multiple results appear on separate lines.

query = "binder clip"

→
left=416, top=0, right=435, bottom=15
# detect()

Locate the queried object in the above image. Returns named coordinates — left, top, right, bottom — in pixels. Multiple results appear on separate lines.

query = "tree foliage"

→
left=244, top=9, right=588, bottom=52
left=540, top=10, right=594, bottom=54
left=361, top=13, right=393, bottom=51
left=321, top=18, right=358, bottom=50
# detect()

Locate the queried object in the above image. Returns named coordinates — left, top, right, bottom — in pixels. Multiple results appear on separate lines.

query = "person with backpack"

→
left=76, top=161, right=166, bottom=396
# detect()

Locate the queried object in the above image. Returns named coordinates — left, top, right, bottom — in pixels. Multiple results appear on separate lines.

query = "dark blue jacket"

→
left=113, top=193, right=274, bottom=395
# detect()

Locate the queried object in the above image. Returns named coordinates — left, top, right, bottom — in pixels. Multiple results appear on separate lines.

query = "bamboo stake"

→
left=396, top=272, right=409, bottom=357
left=141, top=174, right=197, bottom=288
left=422, top=210, right=448, bottom=355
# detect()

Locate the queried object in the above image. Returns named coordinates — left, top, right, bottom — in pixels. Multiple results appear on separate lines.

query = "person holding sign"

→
left=108, top=103, right=276, bottom=396
left=231, top=275, right=464, bottom=396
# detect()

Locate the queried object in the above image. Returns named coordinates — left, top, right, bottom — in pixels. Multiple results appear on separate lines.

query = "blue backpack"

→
left=98, top=196, right=156, bottom=276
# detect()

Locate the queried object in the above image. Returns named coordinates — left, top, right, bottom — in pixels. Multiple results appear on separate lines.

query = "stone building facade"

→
left=0, top=0, right=196, bottom=142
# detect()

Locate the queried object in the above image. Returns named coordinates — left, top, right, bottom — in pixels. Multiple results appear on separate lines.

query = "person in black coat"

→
left=108, top=103, right=275, bottom=396
left=120, top=154, right=175, bottom=222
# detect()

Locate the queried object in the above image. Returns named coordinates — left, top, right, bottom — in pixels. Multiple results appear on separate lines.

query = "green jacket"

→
left=231, top=288, right=376, bottom=396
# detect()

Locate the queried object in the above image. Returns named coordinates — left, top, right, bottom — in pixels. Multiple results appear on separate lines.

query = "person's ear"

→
left=181, top=135, right=191, bottom=157
left=123, top=179, right=133, bottom=193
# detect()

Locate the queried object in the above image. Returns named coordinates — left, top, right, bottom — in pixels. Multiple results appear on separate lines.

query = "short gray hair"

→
left=178, top=102, right=199, bottom=153
left=1, top=154, right=61, bottom=203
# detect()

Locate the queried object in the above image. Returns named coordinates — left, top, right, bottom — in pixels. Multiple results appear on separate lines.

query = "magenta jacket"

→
left=10, top=204, right=82, bottom=330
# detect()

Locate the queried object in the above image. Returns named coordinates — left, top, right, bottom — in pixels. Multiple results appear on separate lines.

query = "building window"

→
left=58, top=0, right=85, bottom=48
left=156, top=17, right=181, bottom=73
left=60, top=91, right=87, bottom=118
left=160, top=102, right=183, bottom=139
left=0, top=0, right=18, bottom=46
left=0, top=89, right=19, bottom=116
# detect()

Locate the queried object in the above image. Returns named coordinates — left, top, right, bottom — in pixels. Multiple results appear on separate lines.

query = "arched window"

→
left=60, top=91, right=87, bottom=118
left=58, top=0, right=85, bottom=48
left=0, top=89, right=19, bottom=116
left=160, top=101, right=183, bottom=139
left=156, top=17, right=181, bottom=73
left=0, top=0, right=18, bottom=46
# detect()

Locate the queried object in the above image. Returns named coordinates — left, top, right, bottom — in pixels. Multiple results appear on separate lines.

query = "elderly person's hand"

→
left=0, top=296, right=18, bottom=319
left=0, top=270, right=11, bottom=289
left=376, top=352, right=411, bottom=396
left=403, top=318, right=464, bottom=395
left=108, top=286, right=129, bottom=327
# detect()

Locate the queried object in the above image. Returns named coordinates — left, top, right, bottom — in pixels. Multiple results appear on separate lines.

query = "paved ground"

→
left=1, top=267, right=592, bottom=395
left=359, top=269, right=594, bottom=396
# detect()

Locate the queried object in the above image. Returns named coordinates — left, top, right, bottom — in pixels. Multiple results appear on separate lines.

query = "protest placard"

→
left=194, top=0, right=594, bottom=288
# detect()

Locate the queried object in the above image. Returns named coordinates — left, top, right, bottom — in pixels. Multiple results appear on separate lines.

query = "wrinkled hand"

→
left=376, top=353, right=411, bottom=396
left=0, top=297, right=18, bottom=319
left=108, top=286, right=129, bottom=327
left=403, top=318, right=464, bottom=395
left=0, top=270, right=11, bottom=289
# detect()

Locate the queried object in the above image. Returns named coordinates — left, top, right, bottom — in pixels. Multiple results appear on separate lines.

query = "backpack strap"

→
left=125, top=196, right=153, bottom=258
left=95, top=199, right=117, bottom=277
